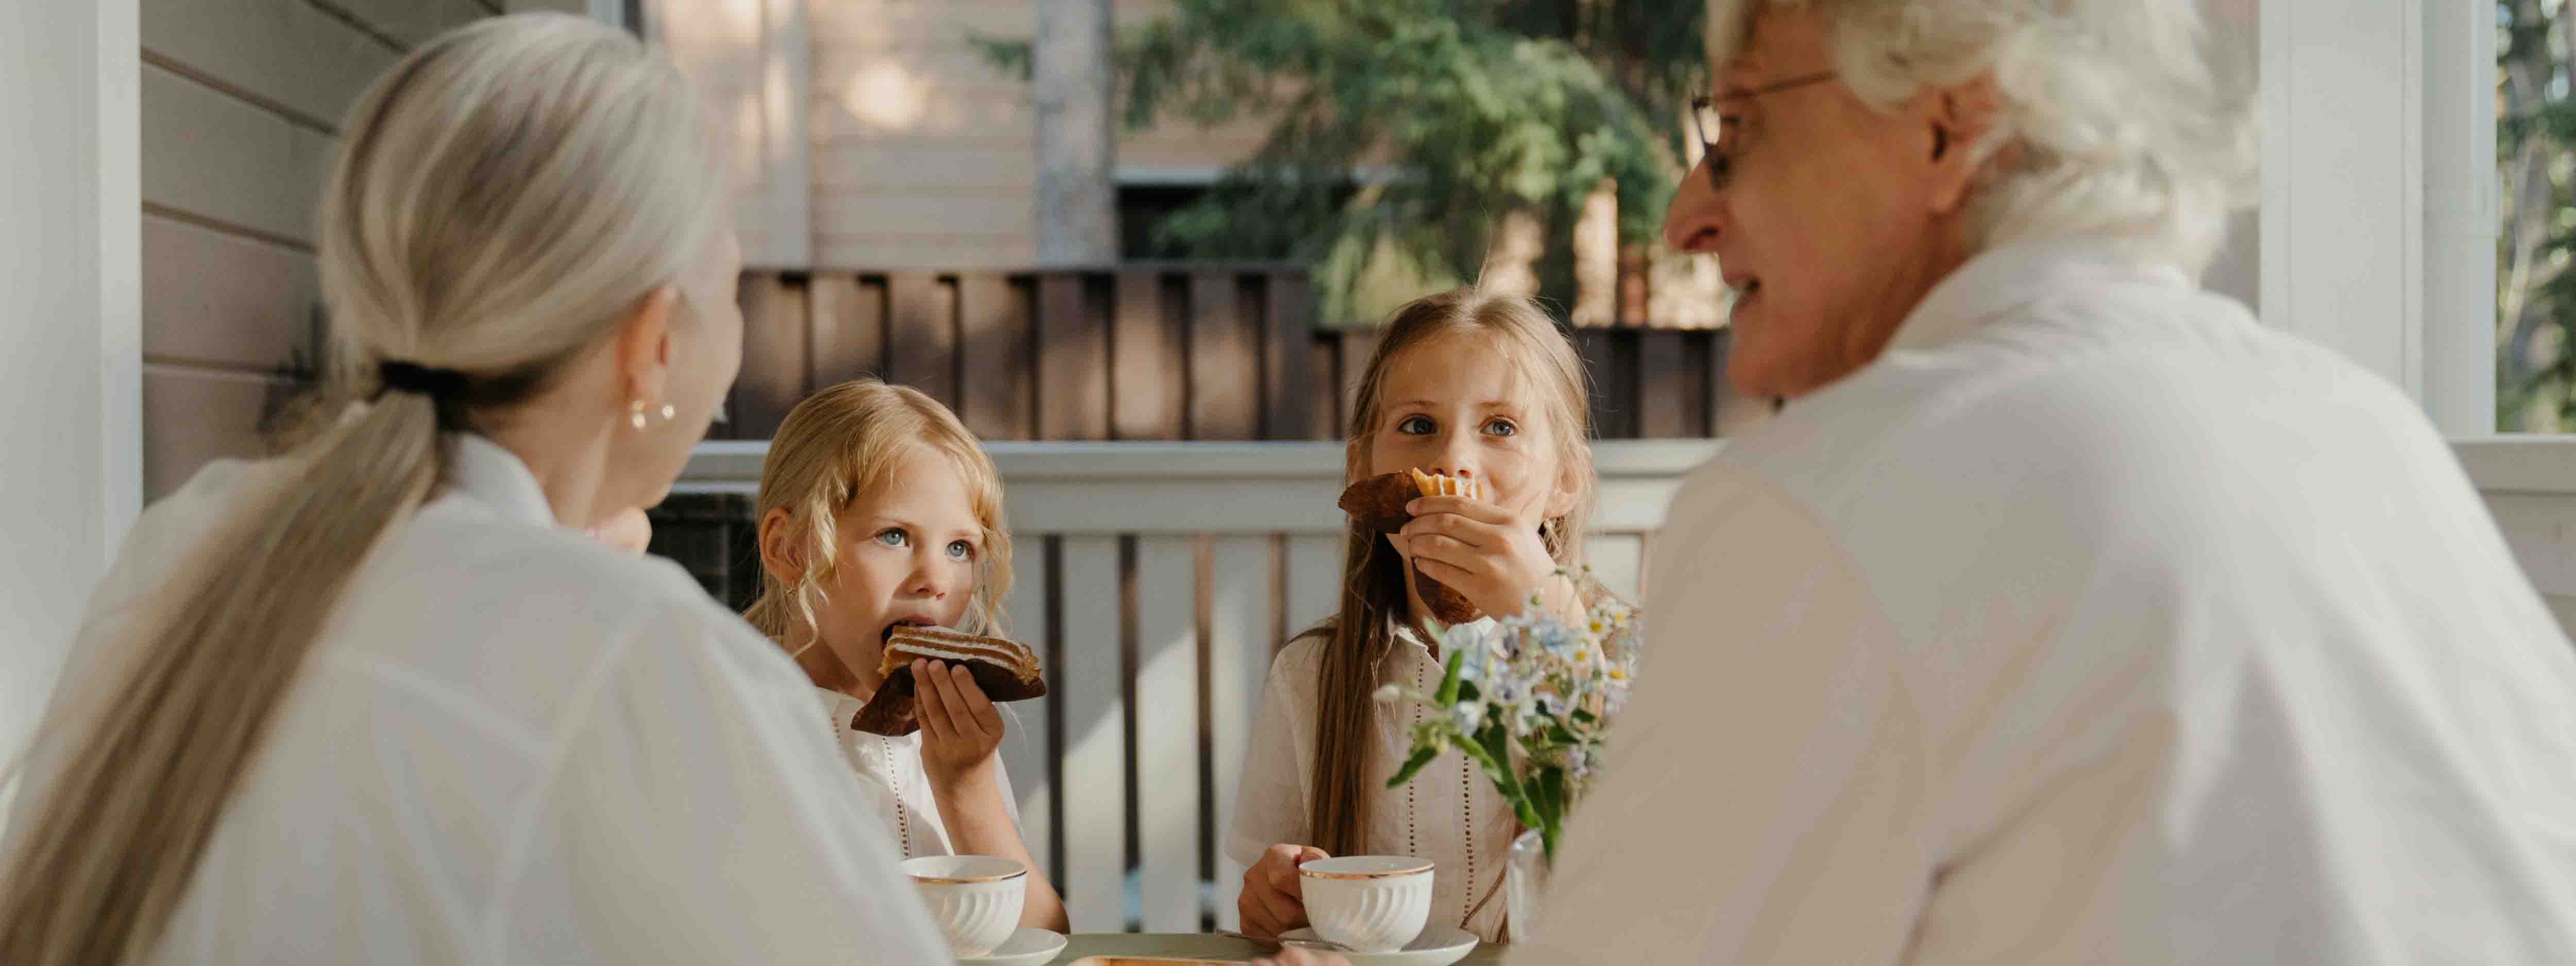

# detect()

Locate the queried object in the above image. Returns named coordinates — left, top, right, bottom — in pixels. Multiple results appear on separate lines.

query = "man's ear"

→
left=1926, top=74, right=2006, bottom=215
left=758, top=507, right=803, bottom=586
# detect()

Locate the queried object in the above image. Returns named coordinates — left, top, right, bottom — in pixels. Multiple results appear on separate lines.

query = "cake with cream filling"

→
left=850, top=626, right=1047, bottom=736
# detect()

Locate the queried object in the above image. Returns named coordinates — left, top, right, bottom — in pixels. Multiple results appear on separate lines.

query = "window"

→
left=2500, top=0, right=2576, bottom=431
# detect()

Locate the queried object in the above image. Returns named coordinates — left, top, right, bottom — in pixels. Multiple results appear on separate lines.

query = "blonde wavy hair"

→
left=746, top=380, right=1014, bottom=652
left=0, top=13, right=727, bottom=965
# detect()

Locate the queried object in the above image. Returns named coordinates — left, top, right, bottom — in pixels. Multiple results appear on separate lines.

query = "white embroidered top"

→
left=1227, top=618, right=1520, bottom=942
left=812, top=687, right=1022, bottom=859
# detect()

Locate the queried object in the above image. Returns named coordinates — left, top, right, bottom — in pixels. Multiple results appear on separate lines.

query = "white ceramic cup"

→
left=1298, top=855, right=1434, bottom=953
left=903, top=855, right=1027, bottom=957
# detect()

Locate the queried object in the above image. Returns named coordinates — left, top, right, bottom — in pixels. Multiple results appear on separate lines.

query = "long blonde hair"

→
left=746, top=380, right=1015, bottom=652
left=0, top=15, right=728, bottom=964
left=1307, top=287, right=1599, bottom=857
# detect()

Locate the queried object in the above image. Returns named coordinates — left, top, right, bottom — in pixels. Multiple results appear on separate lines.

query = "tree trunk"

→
left=1033, top=0, right=1116, bottom=265
left=2499, top=0, right=2560, bottom=383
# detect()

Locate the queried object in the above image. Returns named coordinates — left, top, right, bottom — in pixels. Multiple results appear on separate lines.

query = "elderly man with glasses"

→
left=1502, top=2, right=2576, bottom=964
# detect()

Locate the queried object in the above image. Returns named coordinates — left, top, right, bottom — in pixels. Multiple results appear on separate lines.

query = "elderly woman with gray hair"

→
left=1506, top=1, right=2576, bottom=963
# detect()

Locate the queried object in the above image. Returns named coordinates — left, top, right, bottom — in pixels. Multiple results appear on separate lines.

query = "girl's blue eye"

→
left=946, top=539, right=975, bottom=562
left=875, top=528, right=908, bottom=548
left=1484, top=417, right=1517, bottom=437
left=1397, top=415, right=1435, bottom=435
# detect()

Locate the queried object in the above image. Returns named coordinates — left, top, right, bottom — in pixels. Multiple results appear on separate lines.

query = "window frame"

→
left=2259, top=0, right=2496, bottom=437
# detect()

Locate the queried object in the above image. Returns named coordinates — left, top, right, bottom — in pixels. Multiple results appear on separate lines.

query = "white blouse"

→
left=812, top=687, right=1022, bottom=859
left=2, top=435, right=951, bottom=965
left=1227, top=619, right=1521, bottom=942
left=1511, top=236, right=2576, bottom=964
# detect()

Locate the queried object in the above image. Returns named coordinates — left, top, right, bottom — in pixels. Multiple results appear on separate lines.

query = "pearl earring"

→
left=630, top=400, right=678, bottom=430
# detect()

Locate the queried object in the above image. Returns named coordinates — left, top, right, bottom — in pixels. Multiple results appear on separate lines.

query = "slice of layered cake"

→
left=850, top=626, right=1048, bottom=736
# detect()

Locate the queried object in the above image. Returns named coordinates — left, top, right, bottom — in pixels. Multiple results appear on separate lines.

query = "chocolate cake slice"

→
left=850, top=625, right=1047, bottom=736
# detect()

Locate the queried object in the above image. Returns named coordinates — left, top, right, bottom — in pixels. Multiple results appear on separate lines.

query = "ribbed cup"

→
left=1299, top=856, right=1434, bottom=953
left=904, top=855, right=1026, bottom=957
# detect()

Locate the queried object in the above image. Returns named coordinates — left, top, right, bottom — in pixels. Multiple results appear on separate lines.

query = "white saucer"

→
left=958, top=927, right=1068, bottom=966
left=1280, top=926, right=1480, bottom=966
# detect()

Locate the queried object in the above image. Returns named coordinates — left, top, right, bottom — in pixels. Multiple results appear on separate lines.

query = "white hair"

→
left=1709, top=0, right=2255, bottom=273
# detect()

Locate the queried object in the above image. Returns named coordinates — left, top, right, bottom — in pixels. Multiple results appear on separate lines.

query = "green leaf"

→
left=1385, top=744, right=1442, bottom=789
left=1433, top=647, right=1467, bottom=706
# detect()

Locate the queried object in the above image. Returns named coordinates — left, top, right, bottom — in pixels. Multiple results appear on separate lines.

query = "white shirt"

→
left=1229, top=620, right=1521, bottom=942
left=1513, top=237, right=2576, bottom=964
left=812, top=687, right=1023, bottom=859
left=4, top=435, right=953, bottom=965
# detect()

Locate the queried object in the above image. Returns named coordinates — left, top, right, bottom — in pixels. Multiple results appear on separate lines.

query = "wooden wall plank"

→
left=958, top=273, right=1033, bottom=439
left=143, top=366, right=290, bottom=499
left=1134, top=537, right=1201, bottom=932
left=321, top=0, right=493, bottom=48
left=142, top=212, right=318, bottom=371
left=1037, top=275, right=1111, bottom=441
left=1573, top=330, right=1639, bottom=440
left=1310, top=335, right=1342, bottom=439
left=1336, top=331, right=1380, bottom=436
left=1187, top=272, right=1259, bottom=440
left=141, top=64, right=334, bottom=245
left=1687, top=330, right=1721, bottom=437
left=1635, top=330, right=1699, bottom=438
left=886, top=272, right=957, bottom=406
left=1113, top=272, right=1182, bottom=440
left=1206, top=535, right=1276, bottom=931
left=142, top=0, right=397, bottom=131
left=1059, top=535, right=1127, bottom=930
left=728, top=274, right=807, bottom=439
left=1262, top=273, right=1314, bottom=440
left=1000, top=531, right=1057, bottom=885
left=808, top=274, right=884, bottom=388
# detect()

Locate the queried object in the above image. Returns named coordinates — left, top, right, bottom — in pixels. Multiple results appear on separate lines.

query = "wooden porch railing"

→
left=657, top=438, right=1719, bottom=933
left=718, top=266, right=1734, bottom=444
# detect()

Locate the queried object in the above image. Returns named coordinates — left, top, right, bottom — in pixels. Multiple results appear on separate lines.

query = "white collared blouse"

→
left=1512, top=237, right=2576, bottom=965
left=1228, top=617, right=1521, bottom=942
left=5, top=435, right=951, bottom=965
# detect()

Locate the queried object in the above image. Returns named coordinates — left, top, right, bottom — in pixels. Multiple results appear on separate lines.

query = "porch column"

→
left=0, top=0, right=141, bottom=807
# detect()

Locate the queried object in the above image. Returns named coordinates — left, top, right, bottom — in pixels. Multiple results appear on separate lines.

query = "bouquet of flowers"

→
left=1375, top=568, right=1642, bottom=860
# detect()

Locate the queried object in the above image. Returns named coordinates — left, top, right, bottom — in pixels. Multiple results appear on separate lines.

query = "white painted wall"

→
left=2199, top=0, right=2260, bottom=309
left=0, top=0, right=141, bottom=801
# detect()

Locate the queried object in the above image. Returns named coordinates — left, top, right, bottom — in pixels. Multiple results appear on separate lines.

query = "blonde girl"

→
left=0, top=14, right=947, bottom=966
left=749, top=379, right=1070, bottom=933
left=1228, top=288, right=1603, bottom=943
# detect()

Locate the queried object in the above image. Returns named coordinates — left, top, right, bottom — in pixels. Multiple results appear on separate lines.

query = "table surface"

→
left=1042, top=932, right=1507, bottom=965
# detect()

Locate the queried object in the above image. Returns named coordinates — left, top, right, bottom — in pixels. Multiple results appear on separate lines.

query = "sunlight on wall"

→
left=843, top=61, right=927, bottom=131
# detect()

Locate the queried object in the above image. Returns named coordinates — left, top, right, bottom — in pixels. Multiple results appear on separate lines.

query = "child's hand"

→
left=1238, top=843, right=1327, bottom=939
left=1399, top=495, right=1562, bottom=619
left=913, top=659, right=1005, bottom=788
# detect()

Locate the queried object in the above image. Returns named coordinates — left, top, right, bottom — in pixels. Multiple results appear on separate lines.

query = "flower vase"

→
left=1505, top=828, right=1551, bottom=942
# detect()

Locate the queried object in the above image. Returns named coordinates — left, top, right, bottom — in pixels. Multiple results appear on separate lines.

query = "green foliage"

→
left=980, top=0, right=1705, bottom=323
left=2499, top=0, right=2576, bottom=430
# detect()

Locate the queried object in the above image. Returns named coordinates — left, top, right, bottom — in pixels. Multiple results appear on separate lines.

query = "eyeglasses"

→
left=1688, top=71, right=1839, bottom=191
